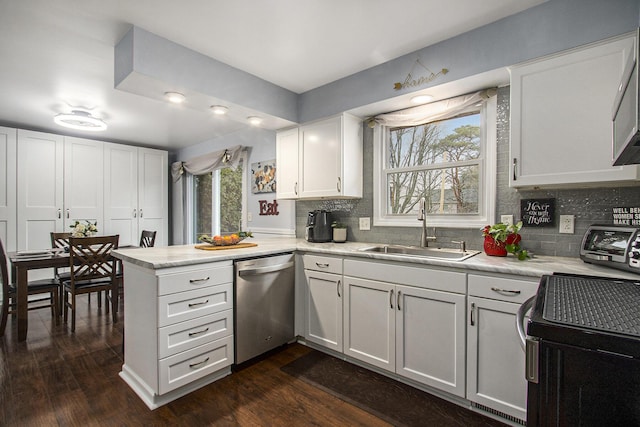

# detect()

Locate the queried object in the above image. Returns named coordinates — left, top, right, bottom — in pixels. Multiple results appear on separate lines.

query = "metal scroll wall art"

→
left=393, top=57, right=448, bottom=90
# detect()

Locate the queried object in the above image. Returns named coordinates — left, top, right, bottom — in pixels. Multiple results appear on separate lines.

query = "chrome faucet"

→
left=418, top=197, right=437, bottom=247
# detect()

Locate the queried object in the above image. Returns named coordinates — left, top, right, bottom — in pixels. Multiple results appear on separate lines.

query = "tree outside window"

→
left=386, top=114, right=481, bottom=217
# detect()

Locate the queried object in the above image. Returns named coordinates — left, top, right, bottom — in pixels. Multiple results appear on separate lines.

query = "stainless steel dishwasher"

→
left=234, top=253, right=295, bottom=364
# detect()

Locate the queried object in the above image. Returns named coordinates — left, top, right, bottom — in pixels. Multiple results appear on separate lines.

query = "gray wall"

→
left=296, top=87, right=640, bottom=257
left=298, top=0, right=640, bottom=123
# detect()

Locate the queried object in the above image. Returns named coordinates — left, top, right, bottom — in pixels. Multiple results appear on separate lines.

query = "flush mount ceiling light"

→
left=164, top=91, right=186, bottom=104
left=53, top=110, right=107, bottom=131
left=247, top=116, right=263, bottom=126
left=411, top=94, right=434, bottom=104
left=210, top=105, right=229, bottom=115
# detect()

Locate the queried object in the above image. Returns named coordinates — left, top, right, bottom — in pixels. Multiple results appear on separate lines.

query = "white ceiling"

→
left=0, top=0, right=545, bottom=150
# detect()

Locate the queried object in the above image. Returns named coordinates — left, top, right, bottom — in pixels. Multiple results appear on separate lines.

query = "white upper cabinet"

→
left=0, top=126, right=16, bottom=251
left=276, top=113, right=363, bottom=200
left=509, top=34, right=640, bottom=188
left=104, top=143, right=167, bottom=247
left=17, top=130, right=64, bottom=251
left=275, top=127, right=299, bottom=199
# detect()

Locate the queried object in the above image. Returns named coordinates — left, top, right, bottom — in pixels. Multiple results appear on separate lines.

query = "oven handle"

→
left=516, top=295, right=536, bottom=351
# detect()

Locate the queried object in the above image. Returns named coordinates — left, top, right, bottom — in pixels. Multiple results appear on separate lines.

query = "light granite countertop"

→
left=112, top=238, right=640, bottom=281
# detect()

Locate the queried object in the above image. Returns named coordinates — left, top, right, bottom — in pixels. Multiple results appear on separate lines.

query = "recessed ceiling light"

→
left=53, top=110, right=107, bottom=131
left=164, top=91, right=185, bottom=104
left=411, top=94, right=434, bottom=104
left=247, top=116, right=263, bottom=126
left=210, top=105, right=229, bottom=115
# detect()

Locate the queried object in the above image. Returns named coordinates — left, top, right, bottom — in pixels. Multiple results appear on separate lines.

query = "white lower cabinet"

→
left=466, top=273, right=538, bottom=422
left=119, top=260, right=234, bottom=409
left=303, top=254, right=343, bottom=352
left=343, top=258, right=467, bottom=398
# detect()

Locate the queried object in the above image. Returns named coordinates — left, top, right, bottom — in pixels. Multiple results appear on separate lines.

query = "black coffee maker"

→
left=305, top=210, right=332, bottom=242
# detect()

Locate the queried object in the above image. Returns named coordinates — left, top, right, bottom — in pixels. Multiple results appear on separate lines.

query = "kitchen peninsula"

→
left=112, top=238, right=636, bottom=413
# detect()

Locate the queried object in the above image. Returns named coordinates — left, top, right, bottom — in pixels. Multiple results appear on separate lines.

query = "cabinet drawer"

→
left=158, top=283, right=232, bottom=327
left=303, top=254, right=343, bottom=274
left=158, top=335, right=234, bottom=395
left=158, top=309, right=233, bottom=359
left=344, top=258, right=466, bottom=294
left=158, top=263, right=233, bottom=296
left=468, top=274, right=538, bottom=303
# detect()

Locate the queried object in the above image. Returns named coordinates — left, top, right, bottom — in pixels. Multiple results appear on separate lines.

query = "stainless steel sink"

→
left=358, top=245, right=480, bottom=261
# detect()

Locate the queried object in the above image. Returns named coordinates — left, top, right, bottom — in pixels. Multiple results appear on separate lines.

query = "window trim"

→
left=373, top=96, right=496, bottom=229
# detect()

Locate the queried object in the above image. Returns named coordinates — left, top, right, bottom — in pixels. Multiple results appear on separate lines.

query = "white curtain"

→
left=370, top=88, right=496, bottom=127
left=171, top=145, right=244, bottom=183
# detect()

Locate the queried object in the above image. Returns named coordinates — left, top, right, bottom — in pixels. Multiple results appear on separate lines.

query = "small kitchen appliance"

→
left=305, top=210, right=332, bottom=242
left=580, top=224, right=640, bottom=274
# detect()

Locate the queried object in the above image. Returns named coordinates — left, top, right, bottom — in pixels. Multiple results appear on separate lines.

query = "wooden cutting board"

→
left=195, top=242, right=258, bottom=251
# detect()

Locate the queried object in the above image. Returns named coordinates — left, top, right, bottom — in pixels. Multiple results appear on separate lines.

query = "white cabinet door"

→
left=104, top=143, right=139, bottom=247
left=275, top=128, right=299, bottom=199
left=138, top=148, right=168, bottom=246
left=104, top=144, right=167, bottom=247
left=396, top=284, right=466, bottom=397
left=304, top=269, right=343, bottom=352
left=0, top=127, right=16, bottom=251
left=17, top=130, right=64, bottom=251
left=510, top=35, right=639, bottom=188
left=63, top=137, right=103, bottom=229
left=299, top=117, right=342, bottom=198
left=343, top=276, right=395, bottom=371
left=467, top=296, right=527, bottom=421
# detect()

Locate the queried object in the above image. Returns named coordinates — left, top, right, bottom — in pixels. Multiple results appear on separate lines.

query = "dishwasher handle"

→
left=237, top=261, right=294, bottom=277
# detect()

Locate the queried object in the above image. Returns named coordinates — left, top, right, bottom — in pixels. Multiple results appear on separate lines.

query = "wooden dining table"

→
left=8, top=251, right=69, bottom=341
left=7, top=250, right=121, bottom=341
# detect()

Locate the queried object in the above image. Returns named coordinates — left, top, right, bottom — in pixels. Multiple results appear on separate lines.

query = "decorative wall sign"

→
left=393, top=57, right=448, bottom=90
left=251, top=159, right=276, bottom=193
left=521, top=198, right=555, bottom=227
left=259, top=199, right=279, bottom=216
left=612, top=206, right=640, bottom=225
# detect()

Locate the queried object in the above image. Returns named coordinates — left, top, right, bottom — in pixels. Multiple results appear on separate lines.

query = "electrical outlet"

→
left=501, top=214, right=514, bottom=225
left=359, top=217, right=371, bottom=231
left=559, top=215, right=575, bottom=234
left=247, top=212, right=253, bottom=222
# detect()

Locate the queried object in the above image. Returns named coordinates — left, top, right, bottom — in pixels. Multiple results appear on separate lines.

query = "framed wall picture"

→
left=251, top=159, right=276, bottom=193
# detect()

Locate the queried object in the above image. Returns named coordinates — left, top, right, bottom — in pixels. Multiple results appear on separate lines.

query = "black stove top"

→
left=528, top=273, right=640, bottom=358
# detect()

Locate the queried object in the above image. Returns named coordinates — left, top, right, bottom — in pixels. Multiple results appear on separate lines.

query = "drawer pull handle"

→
left=189, top=277, right=210, bottom=284
left=315, top=262, right=329, bottom=268
left=491, top=287, right=521, bottom=295
left=189, top=357, right=210, bottom=369
left=188, top=299, right=209, bottom=308
left=188, top=327, right=210, bottom=337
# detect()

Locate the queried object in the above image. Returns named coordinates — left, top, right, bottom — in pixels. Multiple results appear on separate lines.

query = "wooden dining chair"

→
left=139, top=230, right=157, bottom=248
left=0, top=238, right=61, bottom=337
left=62, top=235, right=119, bottom=332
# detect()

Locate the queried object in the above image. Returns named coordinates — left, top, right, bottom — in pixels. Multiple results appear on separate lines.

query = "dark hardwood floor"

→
left=0, top=296, right=505, bottom=426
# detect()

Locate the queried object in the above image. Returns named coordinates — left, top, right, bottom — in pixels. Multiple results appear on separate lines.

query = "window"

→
left=187, top=156, right=246, bottom=243
left=373, top=96, right=496, bottom=228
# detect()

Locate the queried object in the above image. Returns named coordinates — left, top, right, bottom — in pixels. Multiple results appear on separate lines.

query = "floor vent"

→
left=471, top=402, right=526, bottom=426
